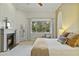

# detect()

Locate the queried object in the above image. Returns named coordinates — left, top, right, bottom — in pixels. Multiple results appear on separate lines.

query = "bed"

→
left=31, top=38, right=79, bottom=56
left=31, top=38, right=49, bottom=56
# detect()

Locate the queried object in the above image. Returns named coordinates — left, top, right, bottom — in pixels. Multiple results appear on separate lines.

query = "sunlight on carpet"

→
left=19, top=40, right=34, bottom=45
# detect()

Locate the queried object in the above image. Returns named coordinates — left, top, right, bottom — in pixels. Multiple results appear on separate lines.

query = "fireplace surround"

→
left=0, top=29, right=16, bottom=52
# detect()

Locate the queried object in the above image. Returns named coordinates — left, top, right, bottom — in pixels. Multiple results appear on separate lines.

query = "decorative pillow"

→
left=67, top=39, right=78, bottom=47
left=57, top=36, right=68, bottom=44
left=76, top=39, right=79, bottom=47
left=62, top=32, right=70, bottom=37
left=66, top=34, right=79, bottom=47
left=67, top=33, right=76, bottom=39
left=73, top=34, right=79, bottom=47
left=57, top=32, right=69, bottom=44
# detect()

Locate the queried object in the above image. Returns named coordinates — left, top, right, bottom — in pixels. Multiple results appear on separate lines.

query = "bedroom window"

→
left=31, top=19, right=50, bottom=33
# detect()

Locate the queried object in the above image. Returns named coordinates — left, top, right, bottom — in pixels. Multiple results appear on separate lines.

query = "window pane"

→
left=32, top=21, right=50, bottom=32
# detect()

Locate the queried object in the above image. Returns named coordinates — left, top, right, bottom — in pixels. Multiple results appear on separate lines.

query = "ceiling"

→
left=13, top=3, right=61, bottom=18
left=13, top=3, right=61, bottom=13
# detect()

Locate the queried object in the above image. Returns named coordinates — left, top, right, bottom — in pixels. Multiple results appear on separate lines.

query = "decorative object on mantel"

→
left=3, top=17, right=8, bottom=29
left=3, top=17, right=11, bottom=29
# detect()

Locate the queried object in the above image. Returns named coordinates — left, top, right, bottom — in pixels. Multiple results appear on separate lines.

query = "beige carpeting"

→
left=19, top=40, right=34, bottom=45
left=0, top=40, right=34, bottom=56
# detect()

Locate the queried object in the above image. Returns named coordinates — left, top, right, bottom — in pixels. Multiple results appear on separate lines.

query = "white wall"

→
left=0, top=3, right=16, bottom=29
left=0, top=3, right=28, bottom=44
left=15, top=10, right=28, bottom=43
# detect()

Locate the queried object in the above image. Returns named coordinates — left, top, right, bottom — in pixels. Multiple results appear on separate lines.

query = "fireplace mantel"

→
left=4, top=29, right=15, bottom=34
left=0, top=29, right=16, bottom=52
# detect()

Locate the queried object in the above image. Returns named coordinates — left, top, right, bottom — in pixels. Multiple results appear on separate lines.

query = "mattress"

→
left=45, top=39, right=79, bottom=56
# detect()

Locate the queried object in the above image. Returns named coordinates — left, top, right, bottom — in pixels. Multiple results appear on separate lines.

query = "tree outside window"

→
left=32, top=21, right=50, bottom=33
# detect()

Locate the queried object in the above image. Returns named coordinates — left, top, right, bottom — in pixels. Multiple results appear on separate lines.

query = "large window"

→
left=31, top=19, right=50, bottom=33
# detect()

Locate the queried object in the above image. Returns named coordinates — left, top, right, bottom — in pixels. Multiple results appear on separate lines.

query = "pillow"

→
left=73, top=34, right=79, bottom=47
left=66, top=34, right=79, bottom=47
left=57, top=32, right=69, bottom=44
left=67, top=33, right=76, bottom=39
left=57, top=36, right=68, bottom=44
left=62, top=32, right=70, bottom=37
left=66, top=39, right=78, bottom=47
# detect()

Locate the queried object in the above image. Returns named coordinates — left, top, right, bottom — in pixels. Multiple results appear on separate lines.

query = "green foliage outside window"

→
left=32, top=21, right=50, bottom=32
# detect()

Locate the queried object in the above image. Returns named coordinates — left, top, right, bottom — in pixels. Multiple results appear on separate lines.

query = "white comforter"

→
left=44, top=38, right=79, bottom=56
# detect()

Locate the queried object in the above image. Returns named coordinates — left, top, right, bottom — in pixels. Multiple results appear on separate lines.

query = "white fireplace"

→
left=3, top=29, right=16, bottom=51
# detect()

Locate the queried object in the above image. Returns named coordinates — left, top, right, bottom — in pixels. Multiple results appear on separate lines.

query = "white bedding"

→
left=44, top=38, right=79, bottom=56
